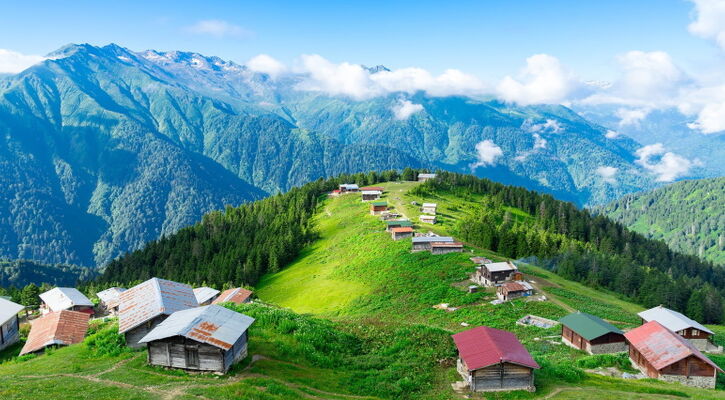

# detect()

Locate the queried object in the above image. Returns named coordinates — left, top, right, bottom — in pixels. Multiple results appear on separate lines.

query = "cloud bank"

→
left=186, top=20, right=251, bottom=38
left=0, top=49, right=45, bottom=73
left=635, top=143, right=697, bottom=182
left=391, top=99, right=424, bottom=120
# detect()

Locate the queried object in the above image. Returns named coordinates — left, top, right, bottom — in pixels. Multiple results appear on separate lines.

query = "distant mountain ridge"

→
left=0, top=43, right=666, bottom=267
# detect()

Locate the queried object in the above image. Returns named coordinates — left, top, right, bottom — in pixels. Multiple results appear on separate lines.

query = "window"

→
left=692, top=329, right=699, bottom=336
left=185, top=346, right=199, bottom=368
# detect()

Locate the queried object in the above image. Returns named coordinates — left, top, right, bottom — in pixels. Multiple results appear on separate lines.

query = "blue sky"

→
left=0, top=0, right=722, bottom=80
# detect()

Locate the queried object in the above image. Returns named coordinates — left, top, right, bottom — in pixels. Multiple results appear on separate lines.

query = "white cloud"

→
left=615, top=51, right=683, bottom=99
left=525, top=119, right=563, bottom=133
left=688, top=0, right=725, bottom=49
left=615, top=107, right=650, bottom=127
left=605, top=130, right=620, bottom=139
left=471, top=140, right=504, bottom=169
left=246, top=54, right=286, bottom=78
left=687, top=100, right=725, bottom=133
left=0, top=49, right=45, bottom=73
left=496, top=54, right=579, bottom=105
left=635, top=143, right=696, bottom=182
left=391, top=99, right=424, bottom=120
left=296, top=54, right=380, bottom=99
left=186, top=19, right=250, bottom=38
left=533, top=133, right=547, bottom=149
left=596, top=166, right=618, bottom=183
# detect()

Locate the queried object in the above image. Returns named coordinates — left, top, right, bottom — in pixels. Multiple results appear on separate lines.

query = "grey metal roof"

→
left=412, top=236, right=454, bottom=243
left=340, top=184, right=359, bottom=190
left=118, top=278, right=198, bottom=334
left=193, top=287, right=220, bottom=304
left=96, top=287, right=126, bottom=306
left=418, top=173, right=436, bottom=178
left=39, top=287, right=93, bottom=311
left=0, top=297, right=23, bottom=325
left=422, top=203, right=437, bottom=208
left=139, top=305, right=255, bottom=350
left=484, top=262, right=518, bottom=272
left=361, top=190, right=382, bottom=195
left=638, top=305, right=713, bottom=335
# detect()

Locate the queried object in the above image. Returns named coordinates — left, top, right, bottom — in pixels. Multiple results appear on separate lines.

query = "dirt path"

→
left=526, top=279, right=575, bottom=313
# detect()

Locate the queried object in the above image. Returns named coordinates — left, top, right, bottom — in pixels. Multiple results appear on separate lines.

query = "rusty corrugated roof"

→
left=118, top=278, right=198, bottom=334
left=391, top=227, right=414, bottom=233
left=139, top=305, right=254, bottom=350
left=212, top=288, right=253, bottom=305
left=431, top=242, right=463, bottom=248
left=452, top=326, right=539, bottom=371
left=20, top=310, right=90, bottom=355
left=624, top=321, right=723, bottom=373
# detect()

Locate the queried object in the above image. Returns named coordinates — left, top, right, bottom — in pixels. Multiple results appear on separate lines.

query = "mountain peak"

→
left=362, top=65, right=390, bottom=74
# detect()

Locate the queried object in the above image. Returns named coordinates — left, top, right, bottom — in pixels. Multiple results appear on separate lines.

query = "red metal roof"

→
left=20, top=310, right=90, bottom=355
left=212, top=288, right=254, bottom=305
left=452, top=326, right=540, bottom=371
left=391, top=227, right=414, bottom=233
left=624, top=321, right=723, bottom=373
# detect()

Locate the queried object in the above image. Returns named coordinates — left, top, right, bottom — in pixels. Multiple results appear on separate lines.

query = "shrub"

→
left=84, top=324, right=129, bottom=357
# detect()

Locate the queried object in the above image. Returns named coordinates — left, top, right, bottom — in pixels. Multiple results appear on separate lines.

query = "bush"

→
left=536, top=359, right=586, bottom=383
left=84, top=324, right=129, bottom=357
left=576, top=353, right=636, bottom=372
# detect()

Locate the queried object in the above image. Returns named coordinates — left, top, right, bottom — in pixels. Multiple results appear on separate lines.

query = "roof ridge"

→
left=153, top=278, right=164, bottom=313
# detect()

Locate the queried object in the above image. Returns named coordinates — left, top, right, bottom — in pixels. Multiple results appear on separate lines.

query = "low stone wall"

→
left=660, top=374, right=716, bottom=389
left=589, top=342, right=628, bottom=355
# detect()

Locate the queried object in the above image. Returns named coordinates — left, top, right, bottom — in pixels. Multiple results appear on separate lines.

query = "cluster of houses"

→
left=470, top=259, right=533, bottom=302
left=454, top=304, right=724, bottom=392
left=2, top=279, right=255, bottom=373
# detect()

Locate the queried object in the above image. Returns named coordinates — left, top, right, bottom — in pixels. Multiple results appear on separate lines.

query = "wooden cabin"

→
left=193, top=287, right=221, bottom=306
left=625, top=321, right=723, bottom=389
left=638, top=306, right=719, bottom=352
left=470, top=256, right=492, bottom=265
left=391, top=227, right=414, bottom=240
left=0, top=298, right=23, bottom=351
left=118, top=278, right=199, bottom=348
left=339, top=183, right=359, bottom=193
left=212, top=288, right=254, bottom=305
left=452, top=326, right=539, bottom=392
left=96, top=287, right=126, bottom=316
left=385, top=220, right=413, bottom=232
left=473, top=261, right=519, bottom=286
left=20, top=310, right=89, bottom=355
left=430, top=241, right=463, bottom=254
left=496, top=281, right=534, bottom=301
left=361, top=190, right=382, bottom=201
left=39, top=287, right=94, bottom=316
left=369, top=201, right=388, bottom=215
left=411, top=236, right=454, bottom=252
left=419, top=214, right=437, bottom=224
left=360, top=186, right=384, bottom=192
left=559, top=312, right=627, bottom=354
left=417, top=173, right=436, bottom=182
left=421, top=203, right=437, bottom=214
left=139, top=305, right=255, bottom=373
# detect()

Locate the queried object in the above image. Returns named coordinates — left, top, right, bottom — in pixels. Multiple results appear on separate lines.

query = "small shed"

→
left=474, top=261, right=519, bottom=286
left=638, top=306, right=716, bottom=352
left=411, top=236, right=454, bottom=252
left=39, top=287, right=94, bottom=315
left=559, top=312, right=627, bottom=354
left=361, top=190, right=382, bottom=201
left=391, top=227, right=414, bottom=241
left=625, top=321, right=723, bottom=389
left=496, top=281, right=534, bottom=301
left=369, top=201, right=388, bottom=215
left=0, top=298, right=23, bottom=351
left=385, top=220, right=413, bottom=232
left=421, top=203, right=437, bottom=214
left=212, top=288, right=253, bottom=305
left=452, top=326, right=539, bottom=392
left=430, top=241, right=463, bottom=254
left=118, top=278, right=199, bottom=348
left=193, top=287, right=221, bottom=306
left=96, top=287, right=127, bottom=316
left=339, top=183, right=359, bottom=193
left=20, top=310, right=90, bottom=355
left=139, top=305, right=255, bottom=373
left=360, top=186, right=384, bottom=192
left=419, top=215, right=437, bottom=224
left=417, top=173, right=437, bottom=182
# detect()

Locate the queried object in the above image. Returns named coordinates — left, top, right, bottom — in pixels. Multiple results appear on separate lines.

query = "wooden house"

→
left=419, top=215, right=437, bottom=224
left=430, top=241, right=464, bottom=254
left=452, top=326, right=539, bottom=392
left=0, top=298, right=23, bottom=351
left=391, top=227, right=414, bottom=240
left=421, top=203, right=437, bottom=214
left=360, top=186, right=384, bottom=191
left=470, top=256, right=492, bottom=265
left=473, top=261, right=520, bottom=286
left=339, top=184, right=359, bottom=193
left=625, top=321, right=723, bottom=389
left=212, top=288, right=253, bottom=305
left=411, top=236, right=454, bottom=252
left=19, top=310, right=89, bottom=355
left=496, top=281, right=533, bottom=301
left=417, top=173, right=436, bottom=182
left=193, top=287, right=221, bottom=306
left=39, top=287, right=94, bottom=316
left=369, top=201, right=388, bottom=215
left=96, top=287, right=126, bottom=316
left=559, top=312, right=627, bottom=354
left=361, top=190, right=382, bottom=201
left=118, top=278, right=199, bottom=348
left=638, top=306, right=719, bottom=352
left=139, top=305, right=255, bottom=373
left=385, top=220, right=413, bottom=232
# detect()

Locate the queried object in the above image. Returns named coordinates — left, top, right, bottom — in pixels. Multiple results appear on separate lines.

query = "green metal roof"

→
left=385, top=220, right=412, bottom=226
left=371, top=201, right=387, bottom=206
left=559, top=312, right=623, bottom=341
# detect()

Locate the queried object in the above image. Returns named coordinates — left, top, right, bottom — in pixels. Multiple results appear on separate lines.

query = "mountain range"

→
left=0, top=43, right=704, bottom=268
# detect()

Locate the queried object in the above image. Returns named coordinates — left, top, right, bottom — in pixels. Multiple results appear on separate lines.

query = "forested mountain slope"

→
left=0, top=259, right=94, bottom=287
left=597, top=177, right=725, bottom=265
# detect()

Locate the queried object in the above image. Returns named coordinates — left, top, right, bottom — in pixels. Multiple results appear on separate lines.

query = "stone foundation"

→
left=589, top=342, right=628, bottom=354
left=660, top=374, right=716, bottom=389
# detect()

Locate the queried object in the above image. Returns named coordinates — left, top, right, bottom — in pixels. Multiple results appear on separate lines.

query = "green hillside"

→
left=2, top=178, right=725, bottom=399
left=598, top=177, right=725, bottom=265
